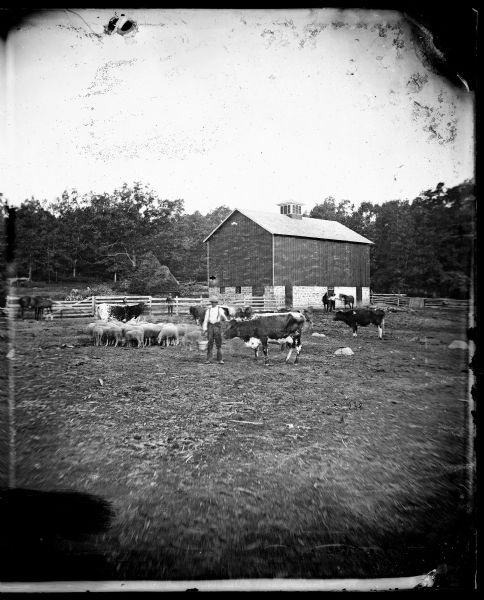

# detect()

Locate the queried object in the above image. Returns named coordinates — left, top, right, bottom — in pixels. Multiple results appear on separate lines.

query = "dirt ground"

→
left=0, top=305, right=476, bottom=588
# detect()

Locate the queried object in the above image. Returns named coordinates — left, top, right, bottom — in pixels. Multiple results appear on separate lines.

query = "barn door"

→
left=356, top=286, right=362, bottom=306
left=284, top=282, right=293, bottom=310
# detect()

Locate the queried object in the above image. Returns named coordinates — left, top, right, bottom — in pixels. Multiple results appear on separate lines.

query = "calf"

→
left=224, top=311, right=306, bottom=365
left=334, top=308, right=385, bottom=339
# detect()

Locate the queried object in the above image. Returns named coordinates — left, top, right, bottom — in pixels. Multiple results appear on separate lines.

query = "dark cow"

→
left=334, top=308, right=385, bottom=339
left=339, top=294, right=354, bottom=309
left=33, top=297, right=54, bottom=320
left=234, top=306, right=253, bottom=320
left=189, top=305, right=206, bottom=325
left=224, top=311, right=306, bottom=365
left=18, top=296, right=34, bottom=319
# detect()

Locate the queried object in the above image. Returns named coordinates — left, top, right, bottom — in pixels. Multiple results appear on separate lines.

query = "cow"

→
left=334, top=308, right=385, bottom=339
left=339, top=294, right=354, bottom=309
left=189, top=305, right=206, bottom=325
left=224, top=311, right=306, bottom=365
left=32, top=297, right=54, bottom=320
left=220, top=304, right=237, bottom=319
left=96, top=302, right=147, bottom=323
left=18, top=296, right=33, bottom=319
left=234, top=306, right=253, bottom=320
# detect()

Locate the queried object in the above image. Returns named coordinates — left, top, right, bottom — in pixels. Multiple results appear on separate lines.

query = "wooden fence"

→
left=370, top=294, right=469, bottom=311
left=6, top=293, right=469, bottom=319
left=5, top=294, right=279, bottom=319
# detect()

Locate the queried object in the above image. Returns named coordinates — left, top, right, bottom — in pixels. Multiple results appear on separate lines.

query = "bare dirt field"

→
left=0, top=305, right=476, bottom=588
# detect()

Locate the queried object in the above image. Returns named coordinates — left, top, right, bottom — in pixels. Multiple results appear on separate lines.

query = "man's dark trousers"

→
left=207, top=322, right=222, bottom=361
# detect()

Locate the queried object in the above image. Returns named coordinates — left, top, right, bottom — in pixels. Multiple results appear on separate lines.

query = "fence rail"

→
left=370, top=294, right=469, bottom=310
left=5, top=294, right=279, bottom=319
left=6, top=293, right=469, bottom=319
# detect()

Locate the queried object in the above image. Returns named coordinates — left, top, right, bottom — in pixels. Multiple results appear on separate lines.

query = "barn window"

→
left=235, top=286, right=241, bottom=294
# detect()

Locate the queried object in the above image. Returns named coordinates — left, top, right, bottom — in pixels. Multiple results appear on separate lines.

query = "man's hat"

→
left=209, top=296, right=219, bottom=303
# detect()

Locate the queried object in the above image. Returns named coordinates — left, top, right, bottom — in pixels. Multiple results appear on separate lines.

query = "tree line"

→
left=310, top=180, right=475, bottom=298
left=1, top=179, right=475, bottom=299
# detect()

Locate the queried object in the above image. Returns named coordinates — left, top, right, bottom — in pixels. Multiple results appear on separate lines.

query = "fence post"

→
left=149, top=296, right=152, bottom=316
left=176, top=296, right=179, bottom=316
left=92, top=296, right=95, bottom=317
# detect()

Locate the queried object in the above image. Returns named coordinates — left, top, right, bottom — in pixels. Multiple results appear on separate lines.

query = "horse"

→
left=322, top=292, right=329, bottom=312
left=32, top=297, right=54, bottom=320
left=18, top=296, right=34, bottom=319
left=339, top=294, right=355, bottom=309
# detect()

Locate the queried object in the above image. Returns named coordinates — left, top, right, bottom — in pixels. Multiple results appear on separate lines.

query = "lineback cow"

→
left=334, top=308, right=385, bottom=339
left=224, top=311, right=306, bottom=365
left=96, top=302, right=147, bottom=322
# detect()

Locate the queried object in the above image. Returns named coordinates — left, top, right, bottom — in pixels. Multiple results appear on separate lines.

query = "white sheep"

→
left=92, top=324, right=108, bottom=346
left=140, top=323, right=164, bottom=347
left=125, top=328, right=144, bottom=348
left=104, top=324, right=123, bottom=347
left=157, top=324, right=179, bottom=347
left=184, top=325, right=203, bottom=350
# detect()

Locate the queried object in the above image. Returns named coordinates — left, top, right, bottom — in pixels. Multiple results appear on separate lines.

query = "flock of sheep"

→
left=86, top=318, right=203, bottom=349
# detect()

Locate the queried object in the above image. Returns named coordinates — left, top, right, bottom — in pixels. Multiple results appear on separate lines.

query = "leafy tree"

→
left=310, top=197, right=355, bottom=226
left=49, top=189, right=94, bottom=279
left=15, top=198, right=59, bottom=280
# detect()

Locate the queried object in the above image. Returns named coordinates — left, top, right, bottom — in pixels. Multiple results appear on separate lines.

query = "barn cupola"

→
left=277, top=201, right=304, bottom=219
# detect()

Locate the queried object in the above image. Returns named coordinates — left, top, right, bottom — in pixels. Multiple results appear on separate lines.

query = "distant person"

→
left=166, top=294, right=174, bottom=316
left=328, top=294, right=337, bottom=312
left=202, top=296, right=228, bottom=364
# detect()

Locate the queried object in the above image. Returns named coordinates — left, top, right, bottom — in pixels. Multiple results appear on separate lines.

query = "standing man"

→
left=166, top=293, right=174, bottom=316
left=202, top=296, right=228, bottom=364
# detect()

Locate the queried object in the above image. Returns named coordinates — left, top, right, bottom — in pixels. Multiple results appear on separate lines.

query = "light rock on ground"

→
left=335, top=347, right=354, bottom=356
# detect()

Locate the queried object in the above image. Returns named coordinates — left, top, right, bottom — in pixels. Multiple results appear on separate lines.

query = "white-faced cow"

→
left=334, top=308, right=385, bottom=339
left=224, top=311, right=306, bottom=365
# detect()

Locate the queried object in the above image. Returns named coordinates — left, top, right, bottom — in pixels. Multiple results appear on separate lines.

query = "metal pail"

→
left=197, top=340, right=208, bottom=351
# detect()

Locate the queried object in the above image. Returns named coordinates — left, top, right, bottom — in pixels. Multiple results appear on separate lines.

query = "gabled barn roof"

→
left=203, top=208, right=374, bottom=245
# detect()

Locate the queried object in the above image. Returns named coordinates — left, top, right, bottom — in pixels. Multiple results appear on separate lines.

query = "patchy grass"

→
left=0, top=307, right=475, bottom=587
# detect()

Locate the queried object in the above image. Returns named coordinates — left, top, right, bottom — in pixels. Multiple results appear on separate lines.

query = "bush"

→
left=89, top=283, right=115, bottom=296
left=178, top=281, right=208, bottom=297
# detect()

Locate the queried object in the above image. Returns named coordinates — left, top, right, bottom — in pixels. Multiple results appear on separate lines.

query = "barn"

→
left=203, top=201, right=373, bottom=309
